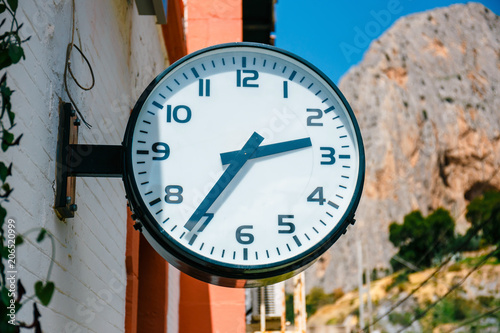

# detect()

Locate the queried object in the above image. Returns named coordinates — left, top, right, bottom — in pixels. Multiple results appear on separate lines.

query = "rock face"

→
left=306, top=3, right=500, bottom=293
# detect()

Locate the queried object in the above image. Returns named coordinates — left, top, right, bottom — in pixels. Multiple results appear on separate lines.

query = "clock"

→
left=123, top=42, right=365, bottom=287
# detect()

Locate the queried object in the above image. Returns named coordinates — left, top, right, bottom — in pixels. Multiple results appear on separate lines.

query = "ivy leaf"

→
left=36, top=228, right=47, bottom=243
left=34, top=281, right=55, bottom=306
left=15, top=235, right=23, bottom=245
left=0, top=162, right=12, bottom=182
left=7, top=0, right=18, bottom=12
left=1, top=286, right=10, bottom=305
left=2, top=129, right=14, bottom=151
left=8, top=44, right=24, bottom=64
left=0, top=4, right=6, bottom=14
left=0, top=204, right=6, bottom=228
left=17, top=280, right=26, bottom=303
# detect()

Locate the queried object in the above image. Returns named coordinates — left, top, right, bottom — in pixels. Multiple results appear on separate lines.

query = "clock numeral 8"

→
left=236, top=225, right=254, bottom=244
left=164, top=185, right=183, bottom=204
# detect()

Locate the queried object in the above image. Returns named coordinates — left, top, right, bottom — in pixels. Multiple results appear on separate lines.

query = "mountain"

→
left=305, top=2, right=500, bottom=292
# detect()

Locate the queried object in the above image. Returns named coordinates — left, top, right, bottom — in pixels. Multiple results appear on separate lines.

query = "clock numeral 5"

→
left=320, top=147, right=336, bottom=165
left=236, top=70, right=259, bottom=88
left=152, top=142, right=170, bottom=160
left=236, top=225, right=254, bottom=244
left=278, top=215, right=295, bottom=234
left=164, top=185, right=183, bottom=204
left=166, top=105, right=192, bottom=123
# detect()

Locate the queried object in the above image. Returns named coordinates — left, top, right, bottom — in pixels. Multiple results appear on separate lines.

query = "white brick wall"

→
left=5, top=0, right=167, bottom=331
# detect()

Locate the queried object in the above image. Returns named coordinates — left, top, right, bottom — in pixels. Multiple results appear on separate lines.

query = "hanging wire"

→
left=63, top=0, right=94, bottom=129
left=444, top=304, right=500, bottom=332
left=395, top=245, right=500, bottom=333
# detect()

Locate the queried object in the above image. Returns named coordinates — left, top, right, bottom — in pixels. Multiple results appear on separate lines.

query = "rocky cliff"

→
left=306, top=3, right=500, bottom=292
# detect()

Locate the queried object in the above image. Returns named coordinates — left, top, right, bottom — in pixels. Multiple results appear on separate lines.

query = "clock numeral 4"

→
left=164, top=185, right=183, bottom=204
left=307, top=187, right=326, bottom=205
left=152, top=142, right=170, bottom=161
left=166, top=105, right=192, bottom=123
left=320, top=147, right=336, bottom=165
left=278, top=215, right=295, bottom=234
left=236, top=70, right=259, bottom=88
left=236, top=225, right=254, bottom=244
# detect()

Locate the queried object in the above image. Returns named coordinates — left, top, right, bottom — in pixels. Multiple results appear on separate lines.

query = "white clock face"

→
left=124, top=44, right=364, bottom=286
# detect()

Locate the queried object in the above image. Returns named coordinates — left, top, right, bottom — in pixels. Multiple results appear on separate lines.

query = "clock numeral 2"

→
left=307, top=108, right=323, bottom=126
left=167, top=105, right=192, bottom=123
left=236, top=70, right=259, bottom=88
left=198, top=79, right=210, bottom=97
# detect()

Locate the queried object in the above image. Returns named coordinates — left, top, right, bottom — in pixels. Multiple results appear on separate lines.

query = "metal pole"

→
left=293, top=272, right=306, bottom=333
left=260, top=287, right=266, bottom=332
left=357, top=240, right=365, bottom=331
left=281, top=282, right=286, bottom=333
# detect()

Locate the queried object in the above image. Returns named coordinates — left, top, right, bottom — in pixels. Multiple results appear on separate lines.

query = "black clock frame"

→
left=121, top=42, right=365, bottom=287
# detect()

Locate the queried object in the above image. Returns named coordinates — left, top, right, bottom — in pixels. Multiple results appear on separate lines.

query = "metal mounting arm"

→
left=55, top=102, right=124, bottom=219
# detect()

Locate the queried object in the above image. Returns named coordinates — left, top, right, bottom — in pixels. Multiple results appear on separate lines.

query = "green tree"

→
left=466, top=191, right=500, bottom=256
left=389, top=208, right=455, bottom=270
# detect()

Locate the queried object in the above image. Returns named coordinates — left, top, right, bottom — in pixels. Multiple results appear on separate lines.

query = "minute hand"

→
left=220, top=137, right=312, bottom=166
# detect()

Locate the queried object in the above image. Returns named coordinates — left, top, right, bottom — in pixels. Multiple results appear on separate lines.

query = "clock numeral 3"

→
left=236, top=225, right=254, bottom=244
left=236, top=70, right=259, bottom=88
left=152, top=142, right=170, bottom=161
left=307, top=187, right=326, bottom=205
left=278, top=215, right=295, bottom=234
left=164, top=185, right=183, bottom=204
left=166, top=105, right=192, bottom=123
left=306, top=108, right=323, bottom=126
left=320, top=147, right=336, bottom=165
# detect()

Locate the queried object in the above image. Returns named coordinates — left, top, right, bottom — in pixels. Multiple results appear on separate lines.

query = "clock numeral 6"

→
left=164, top=185, right=183, bottom=204
left=166, top=105, right=192, bottom=123
left=278, top=215, right=295, bottom=234
left=307, top=187, right=326, bottom=205
left=236, top=225, right=254, bottom=244
left=236, top=70, right=259, bottom=88
left=320, top=147, right=336, bottom=165
left=152, top=142, right=170, bottom=161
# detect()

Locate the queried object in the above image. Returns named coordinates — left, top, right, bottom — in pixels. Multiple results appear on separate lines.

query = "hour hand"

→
left=220, top=137, right=312, bottom=165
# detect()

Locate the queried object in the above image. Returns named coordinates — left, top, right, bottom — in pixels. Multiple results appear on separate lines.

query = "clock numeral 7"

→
left=236, top=70, right=259, bottom=88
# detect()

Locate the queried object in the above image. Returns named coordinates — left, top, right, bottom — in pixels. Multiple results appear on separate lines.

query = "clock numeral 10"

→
left=166, top=105, right=192, bottom=123
left=236, top=70, right=259, bottom=88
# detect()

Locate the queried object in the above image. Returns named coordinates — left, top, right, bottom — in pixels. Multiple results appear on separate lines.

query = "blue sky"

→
left=275, top=0, right=500, bottom=84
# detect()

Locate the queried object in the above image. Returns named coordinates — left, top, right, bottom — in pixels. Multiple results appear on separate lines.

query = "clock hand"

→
left=184, top=132, right=265, bottom=232
left=219, top=137, right=312, bottom=166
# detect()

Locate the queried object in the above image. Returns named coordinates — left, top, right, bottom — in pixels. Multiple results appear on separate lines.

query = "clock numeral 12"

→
left=236, top=70, right=259, bottom=88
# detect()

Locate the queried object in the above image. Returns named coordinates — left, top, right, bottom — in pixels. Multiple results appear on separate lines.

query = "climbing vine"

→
left=0, top=0, right=55, bottom=331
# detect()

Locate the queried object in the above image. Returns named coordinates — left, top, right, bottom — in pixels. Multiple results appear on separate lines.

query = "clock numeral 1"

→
left=164, top=185, right=183, bottom=204
left=278, top=215, right=295, bottom=234
left=236, top=225, right=254, bottom=244
left=283, top=81, right=288, bottom=98
left=236, top=70, right=259, bottom=88
left=166, top=105, right=192, bottom=123
left=198, top=79, right=210, bottom=97
left=307, top=187, right=326, bottom=205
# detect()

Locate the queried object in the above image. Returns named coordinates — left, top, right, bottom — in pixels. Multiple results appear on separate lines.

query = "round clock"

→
left=123, top=42, right=365, bottom=287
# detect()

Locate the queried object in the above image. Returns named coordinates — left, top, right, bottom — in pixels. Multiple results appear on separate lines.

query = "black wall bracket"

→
left=55, top=102, right=124, bottom=219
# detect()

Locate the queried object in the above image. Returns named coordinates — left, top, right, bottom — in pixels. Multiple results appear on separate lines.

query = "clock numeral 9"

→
left=152, top=142, right=170, bottom=160
left=278, top=215, right=295, bottom=234
left=165, top=185, right=183, bottom=204
left=306, top=108, right=323, bottom=126
left=307, top=187, right=326, bottom=205
left=236, top=225, right=254, bottom=244
left=167, top=105, right=192, bottom=123
left=320, top=147, right=336, bottom=165
left=236, top=70, right=259, bottom=88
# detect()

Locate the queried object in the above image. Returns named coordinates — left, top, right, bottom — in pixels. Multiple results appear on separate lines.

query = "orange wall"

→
left=185, top=0, right=243, bottom=53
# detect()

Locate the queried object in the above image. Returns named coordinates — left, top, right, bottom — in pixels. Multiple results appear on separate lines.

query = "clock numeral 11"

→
left=198, top=79, right=210, bottom=97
